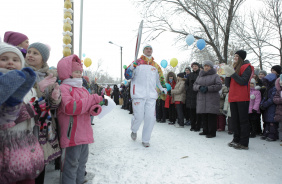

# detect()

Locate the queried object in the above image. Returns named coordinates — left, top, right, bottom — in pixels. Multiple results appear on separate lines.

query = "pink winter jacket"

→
left=57, top=55, right=103, bottom=148
left=249, top=88, right=261, bottom=114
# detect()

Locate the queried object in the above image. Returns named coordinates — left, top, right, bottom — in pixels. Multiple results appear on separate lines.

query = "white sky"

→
left=0, top=0, right=267, bottom=81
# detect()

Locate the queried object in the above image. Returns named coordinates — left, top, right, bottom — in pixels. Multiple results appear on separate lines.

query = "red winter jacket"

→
left=105, top=88, right=111, bottom=97
left=227, top=61, right=254, bottom=102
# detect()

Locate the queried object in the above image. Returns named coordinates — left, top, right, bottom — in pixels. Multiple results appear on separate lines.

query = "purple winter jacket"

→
left=273, top=78, right=282, bottom=122
left=249, top=88, right=261, bottom=114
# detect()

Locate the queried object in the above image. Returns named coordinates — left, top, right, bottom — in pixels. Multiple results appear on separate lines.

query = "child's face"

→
left=259, top=73, right=265, bottom=79
left=26, top=48, right=43, bottom=69
left=72, top=70, right=82, bottom=78
left=18, top=39, right=29, bottom=50
left=192, top=65, right=199, bottom=71
left=0, top=52, right=22, bottom=70
left=250, top=83, right=254, bottom=88
left=271, top=69, right=278, bottom=75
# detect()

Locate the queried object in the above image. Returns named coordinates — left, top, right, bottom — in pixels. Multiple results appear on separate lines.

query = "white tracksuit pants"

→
left=131, top=98, right=156, bottom=143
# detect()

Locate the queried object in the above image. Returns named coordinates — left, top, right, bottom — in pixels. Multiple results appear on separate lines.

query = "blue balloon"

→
left=83, top=53, right=86, bottom=57
left=165, top=83, right=171, bottom=91
left=196, top=39, right=206, bottom=50
left=185, top=35, right=195, bottom=46
left=160, top=60, right=168, bottom=68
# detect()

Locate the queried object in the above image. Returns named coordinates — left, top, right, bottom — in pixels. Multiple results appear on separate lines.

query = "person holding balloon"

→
left=124, top=44, right=167, bottom=147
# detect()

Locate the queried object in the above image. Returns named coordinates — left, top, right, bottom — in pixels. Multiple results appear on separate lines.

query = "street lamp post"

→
left=109, top=41, right=123, bottom=83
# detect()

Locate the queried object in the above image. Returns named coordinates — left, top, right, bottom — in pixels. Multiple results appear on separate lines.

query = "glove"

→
left=260, top=104, right=266, bottom=111
left=199, top=86, right=208, bottom=93
left=161, top=88, right=167, bottom=94
left=38, top=73, right=56, bottom=92
left=223, top=66, right=235, bottom=77
left=51, top=83, right=60, bottom=101
left=250, top=94, right=255, bottom=100
left=129, top=62, right=137, bottom=70
left=252, top=109, right=257, bottom=113
left=167, top=90, right=171, bottom=96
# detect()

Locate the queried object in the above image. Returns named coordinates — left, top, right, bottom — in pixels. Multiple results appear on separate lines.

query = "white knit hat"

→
left=0, top=42, right=25, bottom=68
left=143, top=44, right=153, bottom=52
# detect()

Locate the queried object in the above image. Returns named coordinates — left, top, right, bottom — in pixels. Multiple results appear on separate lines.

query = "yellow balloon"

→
left=63, top=35, right=71, bottom=44
left=84, top=58, right=92, bottom=67
left=63, top=47, right=71, bottom=57
left=64, top=0, right=72, bottom=9
left=63, top=22, right=72, bottom=32
left=64, top=12, right=72, bottom=19
left=170, top=58, right=178, bottom=67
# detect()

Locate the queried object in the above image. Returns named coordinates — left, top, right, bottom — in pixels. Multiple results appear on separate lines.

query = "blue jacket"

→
left=260, top=74, right=277, bottom=122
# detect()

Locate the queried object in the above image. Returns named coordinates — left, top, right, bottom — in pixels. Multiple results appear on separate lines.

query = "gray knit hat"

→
left=28, top=42, right=50, bottom=62
left=0, top=42, right=25, bottom=68
left=203, top=60, right=214, bottom=68
left=259, top=70, right=267, bottom=76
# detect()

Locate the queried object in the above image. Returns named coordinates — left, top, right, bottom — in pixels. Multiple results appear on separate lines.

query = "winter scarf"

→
left=62, top=78, right=83, bottom=88
left=139, top=55, right=166, bottom=88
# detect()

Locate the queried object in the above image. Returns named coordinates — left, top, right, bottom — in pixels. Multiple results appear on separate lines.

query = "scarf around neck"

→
left=62, top=78, right=83, bottom=88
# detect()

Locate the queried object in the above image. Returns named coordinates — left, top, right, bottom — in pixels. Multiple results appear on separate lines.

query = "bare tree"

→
left=233, top=11, right=274, bottom=69
left=135, top=0, right=245, bottom=63
left=260, top=0, right=282, bottom=66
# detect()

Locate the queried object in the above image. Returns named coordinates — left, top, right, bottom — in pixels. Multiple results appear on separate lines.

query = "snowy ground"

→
left=45, top=105, right=282, bottom=184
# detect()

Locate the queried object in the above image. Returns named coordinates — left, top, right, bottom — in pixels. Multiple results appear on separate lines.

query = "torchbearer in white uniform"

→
left=124, top=45, right=167, bottom=147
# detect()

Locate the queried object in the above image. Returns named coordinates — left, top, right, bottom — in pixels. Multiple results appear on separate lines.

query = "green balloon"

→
left=123, top=65, right=127, bottom=69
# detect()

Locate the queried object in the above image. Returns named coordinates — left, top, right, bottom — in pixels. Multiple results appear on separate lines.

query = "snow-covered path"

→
left=45, top=105, right=282, bottom=184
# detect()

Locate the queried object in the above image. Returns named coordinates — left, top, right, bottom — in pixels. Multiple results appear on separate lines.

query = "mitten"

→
left=89, top=105, right=102, bottom=116
left=223, top=66, right=235, bottom=77
left=6, top=68, right=36, bottom=107
left=0, top=70, right=26, bottom=105
left=260, top=104, right=266, bottom=111
left=51, top=83, right=61, bottom=101
left=252, top=109, right=257, bottom=113
left=250, top=94, right=256, bottom=100
left=38, top=73, right=56, bottom=92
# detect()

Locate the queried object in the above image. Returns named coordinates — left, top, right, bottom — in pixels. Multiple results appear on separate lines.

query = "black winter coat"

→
left=185, top=69, right=200, bottom=109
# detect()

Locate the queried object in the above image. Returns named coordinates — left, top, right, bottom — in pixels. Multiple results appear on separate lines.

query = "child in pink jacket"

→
left=249, top=78, right=261, bottom=138
left=57, top=55, right=104, bottom=184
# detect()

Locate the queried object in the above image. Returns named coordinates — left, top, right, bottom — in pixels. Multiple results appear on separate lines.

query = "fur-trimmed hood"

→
left=166, top=72, right=177, bottom=83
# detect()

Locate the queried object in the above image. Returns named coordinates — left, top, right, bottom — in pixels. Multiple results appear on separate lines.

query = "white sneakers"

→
left=131, top=132, right=150, bottom=147
left=142, top=142, right=150, bottom=147
left=131, top=132, right=137, bottom=141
